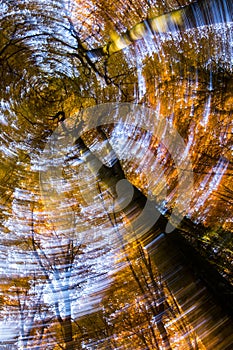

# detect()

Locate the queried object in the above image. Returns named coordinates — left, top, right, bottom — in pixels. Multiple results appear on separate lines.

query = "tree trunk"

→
left=63, top=316, right=74, bottom=350
left=156, top=320, right=172, bottom=350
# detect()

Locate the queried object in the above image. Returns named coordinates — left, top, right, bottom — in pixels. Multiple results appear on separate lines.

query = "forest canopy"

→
left=0, top=0, right=233, bottom=349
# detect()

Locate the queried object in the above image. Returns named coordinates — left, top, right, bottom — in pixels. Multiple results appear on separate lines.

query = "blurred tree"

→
left=0, top=0, right=233, bottom=348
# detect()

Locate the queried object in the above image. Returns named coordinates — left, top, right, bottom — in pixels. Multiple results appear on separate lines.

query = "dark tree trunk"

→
left=63, top=316, right=74, bottom=350
left=156, top=320, right=172, bottom=350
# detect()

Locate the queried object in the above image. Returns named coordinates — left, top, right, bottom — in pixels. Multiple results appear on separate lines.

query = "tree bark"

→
left=63, top=316, right=74, bottom=350
left=156, top=320, right=172, bottom=350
